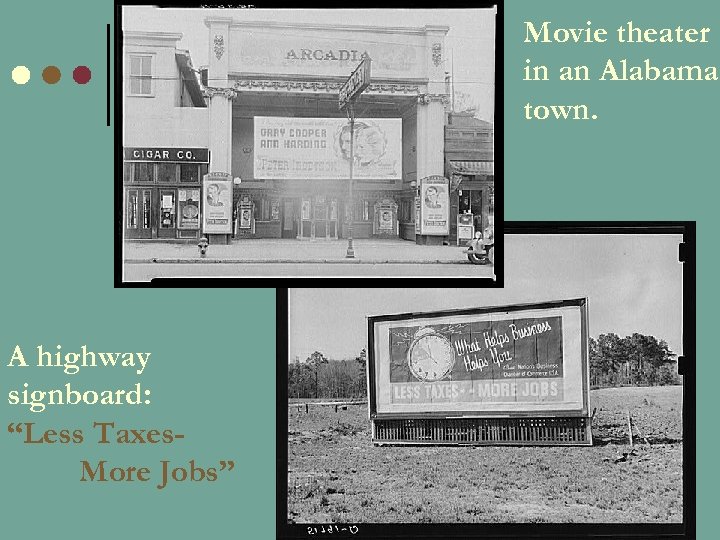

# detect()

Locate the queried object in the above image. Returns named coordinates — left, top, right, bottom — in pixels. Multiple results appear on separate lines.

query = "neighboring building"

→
left=444, top=112, right=494, bottom=245
left=122, top=32, right=208, bottom=240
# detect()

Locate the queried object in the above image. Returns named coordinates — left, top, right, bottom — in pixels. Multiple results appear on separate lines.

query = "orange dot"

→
left=42, top=66, right=61, bottom=84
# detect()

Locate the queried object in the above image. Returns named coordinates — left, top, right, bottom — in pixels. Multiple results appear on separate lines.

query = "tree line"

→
left=288, top=350, right=367, bottom=400
left=289, top=332, right=680, bottom=399
left=590, top=332, right=679, bottom=387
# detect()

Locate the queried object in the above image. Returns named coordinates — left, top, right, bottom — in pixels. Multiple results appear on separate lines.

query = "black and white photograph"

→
left=280, top=227, right=692, bottom=536
left=118, top=6, right=497, bottom=281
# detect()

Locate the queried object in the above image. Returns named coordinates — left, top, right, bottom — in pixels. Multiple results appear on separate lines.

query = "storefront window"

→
left=301, top=199, right=311, bottom=220
left=349, top=200, right=371, bottom=222
left=260, top=198, right=270, bottom=221
left=180, top=163, right=199, bottom=183
left=142, top=190, right=151, bottom=228
left=271, top=200, right=280, bottom=221
left=158, top=163, right=177, bottom=183
left=127, top=191, right=138, bottom=228
left=133, top=162, right=154, bottom=183
left=124, top=163, right=133, bottom=183
left=178, top=189, right=200, bottom=230
left=487, top=187, right=494, bottom=232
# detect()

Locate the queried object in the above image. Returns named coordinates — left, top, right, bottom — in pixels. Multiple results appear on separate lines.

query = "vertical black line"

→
left=276, top=288, right=289, bottom=537
left=106, top=23, right=110, bottom=127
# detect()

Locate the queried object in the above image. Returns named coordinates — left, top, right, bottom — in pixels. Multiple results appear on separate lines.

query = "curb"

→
left=124, top=258, right=483, bottom=265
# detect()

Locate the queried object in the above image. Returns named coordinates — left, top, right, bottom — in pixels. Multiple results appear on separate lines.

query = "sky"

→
left=121, top=6, right=496, bottom=121
left=289, top=234, right=684, bottom=361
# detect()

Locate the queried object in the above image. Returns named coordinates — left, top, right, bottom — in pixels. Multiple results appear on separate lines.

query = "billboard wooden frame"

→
left=366, top=298, right=592, bottom=446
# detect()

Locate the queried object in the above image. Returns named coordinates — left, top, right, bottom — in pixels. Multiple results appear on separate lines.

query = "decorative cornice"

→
left=203, top=87, right=237, bottom=99
left=226, top=20, right=433, bottom=36
left=417, top=93, right=450, bottom=106
left=232, top=79, right=421, bottom=96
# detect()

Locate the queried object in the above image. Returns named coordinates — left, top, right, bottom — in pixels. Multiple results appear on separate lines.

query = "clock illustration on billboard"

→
left=407, top=327, right=455, bottom=382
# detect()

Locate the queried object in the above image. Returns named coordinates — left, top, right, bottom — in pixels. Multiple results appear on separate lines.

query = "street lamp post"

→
left=346, top=102, right=355, bottom=258
left=339, top=55, right=370, bottom=259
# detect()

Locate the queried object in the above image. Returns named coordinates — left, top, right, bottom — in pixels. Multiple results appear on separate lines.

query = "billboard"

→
left=419, top=176, right=449, bottom=235
left=202, top=173, right=233, bottom=233
left=367, top=299, right=590, bottom=417
left=253, top=116, right=402, bottom=180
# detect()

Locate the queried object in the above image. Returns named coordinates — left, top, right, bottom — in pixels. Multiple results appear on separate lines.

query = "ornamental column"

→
left=204, top=17, right=234, bottom=244
left=416, top=25, right=449, bottom=180
left=415, top=25, right=450, bottom=245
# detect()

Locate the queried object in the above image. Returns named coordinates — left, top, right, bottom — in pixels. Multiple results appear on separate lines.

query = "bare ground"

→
left=287, top=386, right=683, bottom=523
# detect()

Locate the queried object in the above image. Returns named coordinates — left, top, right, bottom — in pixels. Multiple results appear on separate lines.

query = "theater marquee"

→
left=253, top=117, right=402, bottom=180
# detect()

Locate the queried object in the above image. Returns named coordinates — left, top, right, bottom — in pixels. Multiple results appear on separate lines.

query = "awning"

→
left=175, top=52, right=207, bottom=108
left=449, top=160, right=494, bottom=176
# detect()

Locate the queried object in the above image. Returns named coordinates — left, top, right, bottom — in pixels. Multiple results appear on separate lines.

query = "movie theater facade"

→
left=203, top=17, right=451, bottom=242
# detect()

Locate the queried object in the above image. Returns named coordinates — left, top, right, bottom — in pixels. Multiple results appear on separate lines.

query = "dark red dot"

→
left=73, top=66, right=91, bottom=85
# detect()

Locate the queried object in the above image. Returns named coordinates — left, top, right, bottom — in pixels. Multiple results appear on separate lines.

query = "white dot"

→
left=12, top=66, right=30, bottom=85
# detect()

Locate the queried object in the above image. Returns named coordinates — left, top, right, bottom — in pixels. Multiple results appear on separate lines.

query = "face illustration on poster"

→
left=425, top=186, right=441, bottom=208
left=206, top=183, right=224, bottom=206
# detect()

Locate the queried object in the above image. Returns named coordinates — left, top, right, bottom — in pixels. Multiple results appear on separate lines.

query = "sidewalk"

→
left=123, top=238, right=478, bottom=264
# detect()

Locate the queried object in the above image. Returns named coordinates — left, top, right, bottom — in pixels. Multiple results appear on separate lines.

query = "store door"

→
left=125, top=188, right=153, bottom=239
left=470, top=190, right=483, bottom=233
left=459, top=189, right=483, bottom=233
left=158, top=189, right=177, bottom=239
left=281, top=199, right=298, bottom=239
left=314, top=198, right=328, bottom=238
left=312, top=197, right=338, bottom=239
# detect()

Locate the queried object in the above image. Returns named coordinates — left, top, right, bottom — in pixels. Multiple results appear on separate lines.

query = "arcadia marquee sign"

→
left=286, top=49, right=369, bottom=62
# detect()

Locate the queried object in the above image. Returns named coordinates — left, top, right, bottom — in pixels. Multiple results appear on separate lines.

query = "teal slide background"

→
left=0, top=0, right=705, bottom=537
left=1, top=2, right=275, bottom=537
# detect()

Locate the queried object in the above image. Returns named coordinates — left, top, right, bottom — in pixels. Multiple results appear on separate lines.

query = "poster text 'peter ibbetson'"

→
left=455, top=320, right=554, bottom=373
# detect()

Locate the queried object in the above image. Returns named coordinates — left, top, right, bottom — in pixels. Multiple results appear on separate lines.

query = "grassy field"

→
left=287, top=386, right=683, bottom=523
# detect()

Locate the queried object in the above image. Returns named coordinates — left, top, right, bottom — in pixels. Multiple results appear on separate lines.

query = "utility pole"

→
left=346, top=102, right=356, bottom=258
